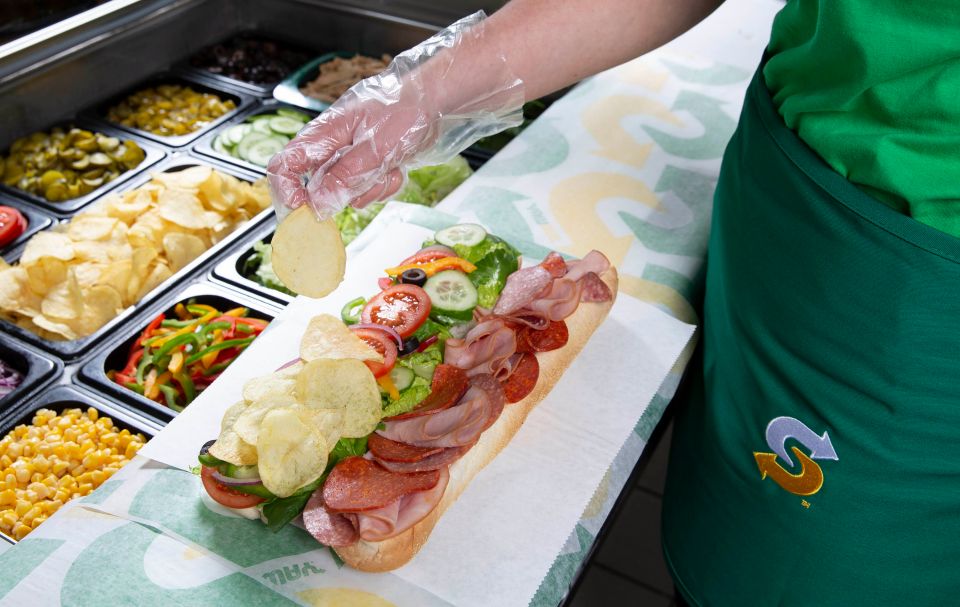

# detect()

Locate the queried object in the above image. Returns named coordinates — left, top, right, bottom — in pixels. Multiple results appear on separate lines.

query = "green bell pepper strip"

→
left=154, top=332, right=202, bottom=359
left=158, top=384, right=183, bottom=412
left=185, top=337, right=254, bottom=365
left=173, top=372, right=196, bottom=403
left=123, top=381, right=144, bottom=395
left=135, top=352, right=153, bottom=384
left=199, top=321, right=232, bottom=341
left=340, top=297, right=366, bottom=325
left=235, top=323, right=254, bottom=334
left=160, top=318, right=197, bottom=328
left=201, top=360, right=232, bottom=376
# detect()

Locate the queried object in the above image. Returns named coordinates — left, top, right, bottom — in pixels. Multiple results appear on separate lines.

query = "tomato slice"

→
left=200, top=465, right=264, bottom=509
left=0, top=206, right=26, bottom=248
left=351, top=327, right=398, bottom=378
left=360, top=284, right=431, bottom=338
left=399, top=246, right=457, bottom=266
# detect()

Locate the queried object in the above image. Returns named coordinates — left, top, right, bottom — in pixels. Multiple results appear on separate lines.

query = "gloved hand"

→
left=267, top=11, right=524, bottom=220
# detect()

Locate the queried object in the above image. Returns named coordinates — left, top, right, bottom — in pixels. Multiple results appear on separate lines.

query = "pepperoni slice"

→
left=503, top=352, right=539, bottom=403
left=322, top=457, right=441, bottom=513
left=302, top=491, right=359, bottom=547
left=517, top=320, right=569, bottom=353
left=374, top=445, right=470, bottom=473
left=540, top=252, right=568, bottom=278
left=385, top=364, right=469, bottom=421
left=368, top=433, right=444, bottom=463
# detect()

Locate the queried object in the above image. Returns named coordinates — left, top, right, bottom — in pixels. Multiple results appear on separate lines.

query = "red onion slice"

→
left=211, top=469, right=263, bottom=487
left=350, top=323, right=403, bottom=348
left=416, top=334, right=439, bottom=352
left=275, top=357, right=302, bottom=371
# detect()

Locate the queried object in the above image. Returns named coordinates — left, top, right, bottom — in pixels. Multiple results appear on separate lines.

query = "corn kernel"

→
left=0, top=490, right=14, bottom=506
left=12, top=522, right=31, bottom=540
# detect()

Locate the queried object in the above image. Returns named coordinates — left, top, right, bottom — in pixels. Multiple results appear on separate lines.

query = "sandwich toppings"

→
left=198, top=223, right=614, bottom=553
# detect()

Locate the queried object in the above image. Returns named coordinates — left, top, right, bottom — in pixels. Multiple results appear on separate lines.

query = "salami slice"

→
left=503, top=352, right=539, bottom=403
left=323, top=457, right=441, bottom=513
left=579, top=271, right=613, bottom=302
left=302, top=491, right=360, bottom=547
left=386, top=364, right=470, bottom=421
left=374, top=445, right=470, bottom=473
left=368, top=433, right=444, bottom=463
left=520, top=320, right=569, bottom=353
left=540, top=252, right=568, bottom=278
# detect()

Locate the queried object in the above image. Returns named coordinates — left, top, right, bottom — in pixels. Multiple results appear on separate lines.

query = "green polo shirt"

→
left=763, top=0, right=960, bottom=237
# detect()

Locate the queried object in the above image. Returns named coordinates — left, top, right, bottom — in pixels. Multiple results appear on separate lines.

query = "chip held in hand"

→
left=271, top=205, right=346, bottom=298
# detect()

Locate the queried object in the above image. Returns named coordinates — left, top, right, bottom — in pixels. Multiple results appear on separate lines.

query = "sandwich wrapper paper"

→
left=73, top=216, right=694, bottom=607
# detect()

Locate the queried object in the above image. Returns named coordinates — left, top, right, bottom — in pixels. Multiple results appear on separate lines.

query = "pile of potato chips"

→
left=209, top=314, right=384, bottom=498
left=0, top=166, right=270, bottom=340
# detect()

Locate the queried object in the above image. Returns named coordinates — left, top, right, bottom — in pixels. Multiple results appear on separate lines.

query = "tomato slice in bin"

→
left=351, top=327, right=398, bottom=378
left=361, top=284, right=431, bottom=338
left=200, top=465, right=264, bottom=509
left=0, top=206, right=26, bottom=248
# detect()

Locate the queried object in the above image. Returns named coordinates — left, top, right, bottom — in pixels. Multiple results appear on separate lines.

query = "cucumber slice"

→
left=435, top=224, right=487, bottom=248
left=236, top=132, right=268, bottom=162
left=276, top=108, right=312, bottom=122
left=224, top=124, right=251, bottom=146
left=211, top=134, right=230, bottom=155
left=252, top=119, right=274, bottom=135
left=245, top=136, right=286, bottom=167
left=269, top=116, right=306, bottom=135
left=407, top=358, right=437, bottom=381
left=424, top=270, right=478, bottom=319
left=388, top=366, right=414, bottom=392
left=225, top=464, right=260, bottom=479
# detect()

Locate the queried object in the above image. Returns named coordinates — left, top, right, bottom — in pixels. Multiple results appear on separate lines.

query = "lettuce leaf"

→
left=398, top=156, right=473, bottom=205
left=243, top=241, right=296, bottom=296
left=334, top=203, right=384, bottom=246
left=469, top=247, right=520, bottom=309
left=381, top=376, right=431, bottom=418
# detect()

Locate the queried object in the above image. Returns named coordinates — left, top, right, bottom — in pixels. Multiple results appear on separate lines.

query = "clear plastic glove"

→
left=267, top=11, right=524, bottom=220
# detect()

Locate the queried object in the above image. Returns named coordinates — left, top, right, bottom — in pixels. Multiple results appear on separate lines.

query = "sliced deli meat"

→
left=578, top=271, right=613, bottom=302
left=502, top=352, right=540, bottom=404
left=356, top=466, right=450, bottom=542
left=374, top=445, right=469, bottom=473
left=385, top=364, right=469, bottom=421
left=527, top=278, right=583, bottom=322
left=302, top=491, right=360, bottom=547
left=367, top=433, right=444, bottom=463
left=444, top=319, right=517, bottom=377
left=379, top=374, right=505, bottom=448
left=564, top=249, right=611, bottom=283
left=323, top=456, right=440, bottom=512
left=540, top=251, right=568, bottom=278
left=517, top=320, right=570, bottom=353
left=493, top=265, right=553, bottom=315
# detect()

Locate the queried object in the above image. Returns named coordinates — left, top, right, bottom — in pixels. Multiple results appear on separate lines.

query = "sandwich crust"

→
left=335, top=268, right=619, bottom=572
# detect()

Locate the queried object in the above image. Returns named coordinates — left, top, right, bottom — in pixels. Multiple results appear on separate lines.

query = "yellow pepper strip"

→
left=143, top=369, right=158, bottom=399
left=168, top=351, right=184, bottom=374
left=384, top=256, right=476, bottom=278
left=377, top=374, right=400, bottom=401
left=201, top=334, right=222, bottom=369
left=174, top=303, right=189, bottom=320
left=223, top=307, right=247, bottom=317
left=146, top=372, right=171, bottom=400
left=151, top=310, right=216, bottom=348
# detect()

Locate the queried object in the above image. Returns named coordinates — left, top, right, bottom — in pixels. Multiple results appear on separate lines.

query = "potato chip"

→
left=41, top=269, right=83, bottom=320
left=162, top=233, right=206, bottom=273
left=299, top=314, right=382, bottom=363
left=134, top=262, right=172, bottom=302
left=257, top=407, right=328, bottom=498
left=72, top=262, right=103, bottom=287
left=20, top=231, right=75, bottom=265
left=295, top=406, right=344, bottom=448
left=152, top=166, right=213, bottom=189
left=158, top=188, right=224, bottom=230
left=96, top=259, right=132, bottom=293
left=209, top=401, right=258, bottom=466
left=68, top=216, right=119, bottom=241
left=242, top=372, right=298, bottom=405
left=31, top=314, right=78, bottom=340
left=295, top=358, right=382, bottom=438
left=0, top=268, right=40, bottom=316
left=271, top=205, right=346, bottom=298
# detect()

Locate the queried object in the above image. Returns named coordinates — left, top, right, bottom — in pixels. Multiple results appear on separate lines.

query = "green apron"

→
left=661, top=64, right=960, bottom=606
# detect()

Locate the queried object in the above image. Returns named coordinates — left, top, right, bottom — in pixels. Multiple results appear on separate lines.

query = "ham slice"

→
left=444, top=319, right=517, bottom=377
left=527, top=278, right=583, bottom=322
left=493, top=265, right=553, bottom=316
left=374, top=445, right=469, bottom=473
left=564, top=250, right=610, bottom=283
left=356, top=466, right=450, bottom=542
left=378, top=374, right=505, bottom=448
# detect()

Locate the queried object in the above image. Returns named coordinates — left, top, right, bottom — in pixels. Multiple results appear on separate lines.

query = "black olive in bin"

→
left=78, top=282, right=279, bottom=424
left=0, top=384, right=159, bottom=544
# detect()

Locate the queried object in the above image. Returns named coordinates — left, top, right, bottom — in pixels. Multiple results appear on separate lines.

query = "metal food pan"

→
left=0, top=121, right=166, bottom=217
left=192, top=100, right=318, bottom=175
left=0, top=202, right=54, bottom=260
left=0, top=383, right=160, bottom=544
left=82, top=73, right=254, bottom=149
left=175, top=31, right=317, bottom=98
left=0, top=338, right=61, bottom=417
left=77, top=280, right=280, bottom=424
left=272, top=51, right=369, bottom=112
left=209, top=217, right=294, bottom=306
left=0, top=156, right=273, bottom=361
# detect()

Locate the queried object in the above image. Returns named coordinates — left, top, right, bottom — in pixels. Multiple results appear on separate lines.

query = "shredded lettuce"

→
left=382, top=376, right=431, bottom=418
left=334, top=203, right=385, bottom=246
left=412, top=318, right=452, bottom=343
left=242, top=240, right=297, bottom=296
left=398, top=155, right=473, bottom=205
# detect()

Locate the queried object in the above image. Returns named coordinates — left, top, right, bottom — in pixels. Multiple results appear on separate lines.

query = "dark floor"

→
left=567, top=420, right=677, bottom=606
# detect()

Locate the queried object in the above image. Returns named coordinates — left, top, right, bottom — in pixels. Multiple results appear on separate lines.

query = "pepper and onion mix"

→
left=0, top=127, right=146, bottom=202
left=0, top=407, right=146, bottom=541
left=105, top=85, right=236, bottom=137
left=108, top=302, right=268, bottom=411
left=0, top=359, right=23, bottom=398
